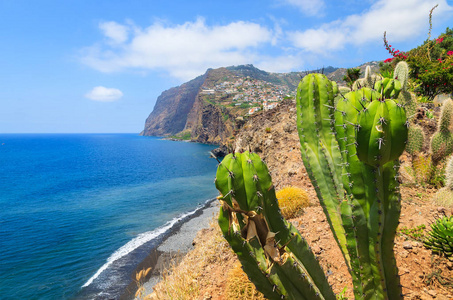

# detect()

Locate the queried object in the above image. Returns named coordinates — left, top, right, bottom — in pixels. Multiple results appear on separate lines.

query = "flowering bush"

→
left=381, top=27, right=453, bottom=101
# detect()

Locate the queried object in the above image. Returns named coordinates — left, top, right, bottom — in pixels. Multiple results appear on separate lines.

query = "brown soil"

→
left=149, top=184, right=453, bottom=300
left=149, top=100, right=453, bottom=300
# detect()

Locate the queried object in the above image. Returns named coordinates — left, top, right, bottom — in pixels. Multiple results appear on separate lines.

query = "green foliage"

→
left=169, top=130, right=192, bottom=140
left=389, top=26, right=453, bottom=101
left=239, top=102, right=250, bottom=109
left=264, top=127, right=271, bottom=133
left=379, top=62, right=394, bottom=78
left=398, top=224, right=426, bottom=242
left=343, top=67, right=361, bottom=88
left=424, top=215, right=453, bottom=261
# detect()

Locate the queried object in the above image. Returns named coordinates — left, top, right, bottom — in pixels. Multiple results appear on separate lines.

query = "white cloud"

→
left=80, top=18, right=277, bottom=81
left=256, top=55, right=304, bottom=73
left=85, top=86, right=123, bottom=102
left=99, top=21, right=129, bottom=44
left=280, top=0, right=325, bottom=16
left=289, top=0, right=453, bottom=54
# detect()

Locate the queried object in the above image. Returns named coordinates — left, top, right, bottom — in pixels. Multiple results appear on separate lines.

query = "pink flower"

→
left=384, top=58, right=393, bottom=63
left=447, top=51, right=453, bottom=56
left=438, top=58, right=443, bottom=63
left=436, top=37, right=444, bottom=44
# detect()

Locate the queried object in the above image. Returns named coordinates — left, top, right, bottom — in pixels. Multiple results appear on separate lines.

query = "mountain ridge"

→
left=140, top=64, right=340, bottom=144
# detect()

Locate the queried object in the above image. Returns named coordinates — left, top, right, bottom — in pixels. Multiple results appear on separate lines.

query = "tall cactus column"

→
left=215, top=151, right=336, bottom=300
left=296, top=73, right=407, bottom=299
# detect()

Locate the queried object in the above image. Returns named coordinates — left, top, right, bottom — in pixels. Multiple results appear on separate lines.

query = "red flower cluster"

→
left=383, top=32, right=407, bottom=63
left=436, top=37, right=444, bottom=43
left=448, top=50, right=453, bottom=56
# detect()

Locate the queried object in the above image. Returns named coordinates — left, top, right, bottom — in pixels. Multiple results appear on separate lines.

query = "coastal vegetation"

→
left=141, top=9, right=453, bottom=300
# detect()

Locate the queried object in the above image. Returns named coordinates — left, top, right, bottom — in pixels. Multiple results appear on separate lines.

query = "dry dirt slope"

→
left=150, top=99, right=453, bottom=300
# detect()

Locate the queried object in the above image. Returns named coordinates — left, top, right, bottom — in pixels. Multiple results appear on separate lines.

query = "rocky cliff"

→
left=141, top=65, right=337, bottom=144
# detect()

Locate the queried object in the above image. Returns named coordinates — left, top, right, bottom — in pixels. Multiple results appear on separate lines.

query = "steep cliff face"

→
left=141, top=73, right=207, bottom=136
left=141, top=64, right=338, bottom=144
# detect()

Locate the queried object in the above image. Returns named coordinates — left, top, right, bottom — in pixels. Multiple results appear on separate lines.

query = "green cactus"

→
left=446, top=155, right=453, bottom=190
left=393, top=61, right=409, bottom=91
left=374, top=77, right=402, bottom=99
left=215, top=151, right=335, bottom=300
left=215, top=73, right=407, bottom=299
left=430, top=99, right=453, bottom=163
left=433, top=155, right=453, bottom=207
left=356, top=98, right=407, bottom=166
left=406, top=125, right=425, bottom=155
left=424, top=215, right=453, bottom=261
left=393, top=61, right=418, bottom=118
left=296, top=73, right=405, bottom=299
left=397, top=90, right=418, bottom=118
left=438, top=99, right=453, bottom=134
left=352, top=66, right=381, bottom=90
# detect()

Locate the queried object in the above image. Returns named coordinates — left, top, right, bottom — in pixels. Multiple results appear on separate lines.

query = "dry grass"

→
left=412, top=152, right=432, bottom=184
left=135, top=268, right=152, bottom=300
left=225, top=262, right=265, bottom=300
left=433, top=187, right=453, bottom=208
left=276, top=186, right=310, bottom=219
left=146, top=217, right=235, bottom=300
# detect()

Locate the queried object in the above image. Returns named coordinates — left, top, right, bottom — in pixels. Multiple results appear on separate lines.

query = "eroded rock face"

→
left=141, top=74, right=206, bottom=137
left=141, top=65, right=313, bottom=144
left=233, top=99, right=316, bottom=200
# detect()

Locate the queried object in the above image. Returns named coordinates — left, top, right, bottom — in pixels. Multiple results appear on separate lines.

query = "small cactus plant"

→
left=352, top=65, right=382, bottom=90
left=446, top=155, right=453, bottom=189
left=406, top=124, right=425, bottom=155
left=393, top=61, right=409, bottom=91
left=276, top=186, right=309, bottom=219
left=424, top=215, right=453, bottom=261
left=226, top=263, right=265, bottom=300
left=433, top=155, right=453, bottom=207
left=430, top=99, right=453, bottom=163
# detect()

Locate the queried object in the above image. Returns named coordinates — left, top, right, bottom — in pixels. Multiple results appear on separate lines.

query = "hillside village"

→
left=200, top=74, right=296, bottom=115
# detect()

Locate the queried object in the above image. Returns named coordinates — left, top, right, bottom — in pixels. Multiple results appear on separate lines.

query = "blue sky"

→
left=1, top=0, right=452, bottom=133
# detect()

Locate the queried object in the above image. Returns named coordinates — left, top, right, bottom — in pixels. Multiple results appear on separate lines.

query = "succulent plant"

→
left=215, top=72, right=408, bottom=299
left=215, top=151, right=335, bottom=300
left=352, top=65, right=382, bottom=91
left=430, top=99, right=453, bottom=163
left=406, top=124, right=425, bottom=155
left=393, top=61, right=409, bottom=91
left=296, top=73, right=406, bottom=299
left=446, top=155, right=453, bottom=190
left=276, top=186, right=309, bottom=219
left=424, top=215, right=453, bottom=261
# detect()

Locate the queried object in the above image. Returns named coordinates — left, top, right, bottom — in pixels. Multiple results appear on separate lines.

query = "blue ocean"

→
left=0, top=134, right=219, bottom=299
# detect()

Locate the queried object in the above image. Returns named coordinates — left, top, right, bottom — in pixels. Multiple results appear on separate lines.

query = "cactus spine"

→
left=446, top=155, right=453, bottom=189
left=392, top=61, right=418, bottom=118
left=352, top=65, right=381, bottom=90
left=215, top=151, right=335, bottom=300
left=393, top=61, right=409, bottom=91
left=406, top=125, right=425, bottom=155
left=430, top=99, right=453, bottom=163
left=296, top=73, right=406, bottom=299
